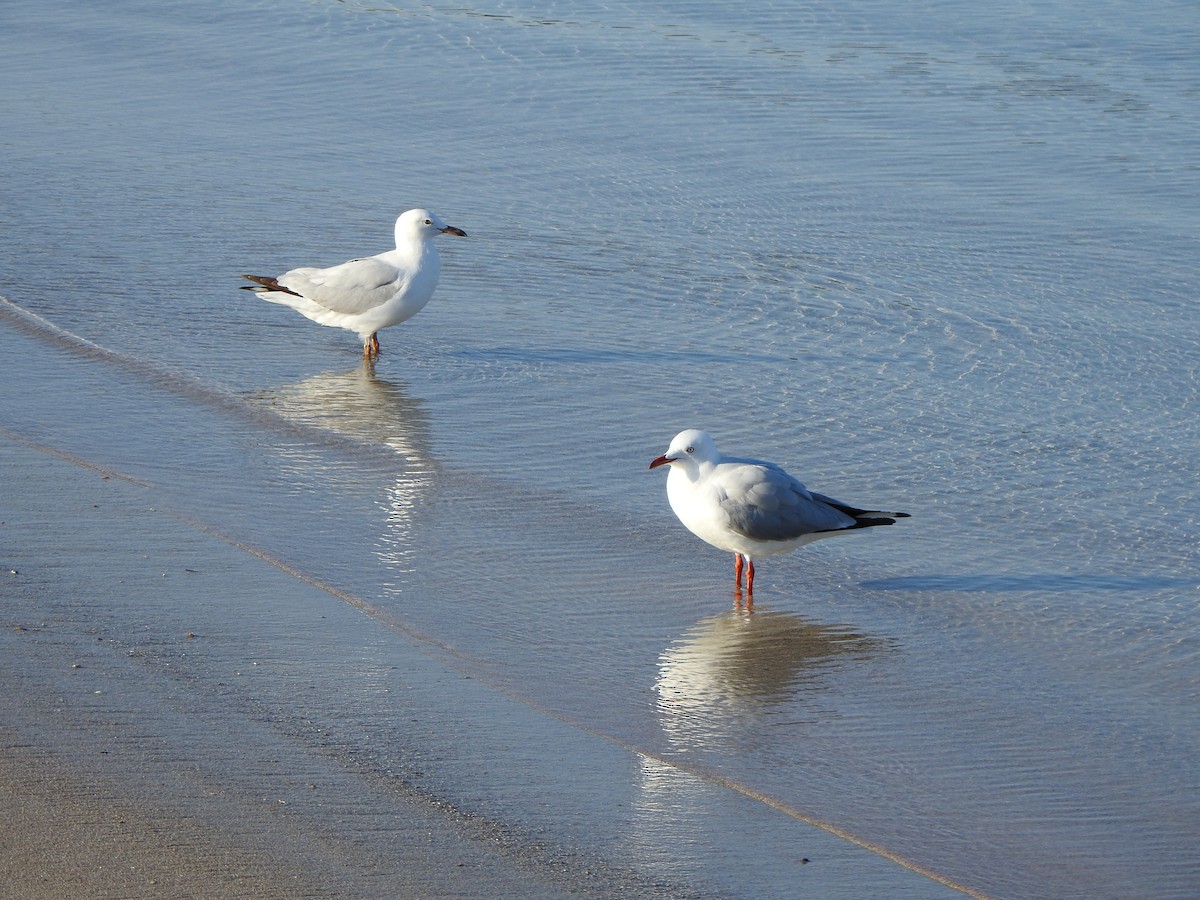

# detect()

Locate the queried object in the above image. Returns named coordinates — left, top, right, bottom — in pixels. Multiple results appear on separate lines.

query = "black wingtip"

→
left=846, top=511, right=910, bottom=530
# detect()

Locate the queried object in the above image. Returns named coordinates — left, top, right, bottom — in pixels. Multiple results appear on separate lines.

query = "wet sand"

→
left=0, top=436, right=619, bottom=899
left=0, top=692, right=578, bottom=900
left=3, top=743, right=365, bottom=899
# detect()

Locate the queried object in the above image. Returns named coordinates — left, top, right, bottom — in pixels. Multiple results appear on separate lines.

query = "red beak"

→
left=648, top=455, right=675, bottom=470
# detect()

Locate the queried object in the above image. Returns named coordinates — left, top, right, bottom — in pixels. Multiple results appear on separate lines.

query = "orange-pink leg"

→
left=363, top=333, right=380, bottom=359
left=734, top=554, right=757, bottom=592
left=734, top=554, right=756, bottom=607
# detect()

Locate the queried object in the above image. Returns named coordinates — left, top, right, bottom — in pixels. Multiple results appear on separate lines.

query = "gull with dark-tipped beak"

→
left=242, top=208, right=466, bottom=360
left=649, top=429, right=909, bottom=595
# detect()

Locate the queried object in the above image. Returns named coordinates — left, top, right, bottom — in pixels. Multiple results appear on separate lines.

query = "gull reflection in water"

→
left=245, top=361, right=435, bottom=574
left=624, top=609, right=894, bottom=869
left=655, top=607, right=892, bottom=753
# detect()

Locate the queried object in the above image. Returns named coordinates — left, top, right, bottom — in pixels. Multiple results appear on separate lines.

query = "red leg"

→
left=371, top=334, right=380, bottom=357
left=734, top=553, right=744, bottom=588
left=746, top=560, right=756, bottom=596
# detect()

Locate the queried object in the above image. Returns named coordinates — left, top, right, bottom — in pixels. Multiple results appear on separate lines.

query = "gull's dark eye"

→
left=424, top=218, right=433, bottom=225
left=685, top=446, right=694, bottom=454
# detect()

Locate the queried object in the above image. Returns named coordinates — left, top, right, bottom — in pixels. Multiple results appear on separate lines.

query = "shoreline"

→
left=0, top=435, right=586, bottom=899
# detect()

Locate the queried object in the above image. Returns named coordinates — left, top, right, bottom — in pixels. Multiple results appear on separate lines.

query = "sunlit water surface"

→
left=2, top=0, right=1198, bottom=897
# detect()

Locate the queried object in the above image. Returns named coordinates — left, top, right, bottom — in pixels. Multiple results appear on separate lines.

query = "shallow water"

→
left=2, top=0, right=1198, bottom=896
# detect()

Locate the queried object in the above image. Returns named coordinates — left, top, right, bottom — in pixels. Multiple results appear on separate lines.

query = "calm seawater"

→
left=2, top=0, right=1198, bottom=896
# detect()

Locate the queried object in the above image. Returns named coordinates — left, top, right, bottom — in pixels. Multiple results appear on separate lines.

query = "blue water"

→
left=2, top=0, right=1198, bottom=896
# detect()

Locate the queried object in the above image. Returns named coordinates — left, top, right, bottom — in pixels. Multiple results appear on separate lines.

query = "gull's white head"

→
left=396, top=208, right=468, bottom=241
left=649, top=429, right=721, bottom=472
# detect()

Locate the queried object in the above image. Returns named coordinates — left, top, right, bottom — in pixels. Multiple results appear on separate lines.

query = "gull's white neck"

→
left=391, top=231, right=439, bottom=270
left=669, top=458, right=715, bottom=486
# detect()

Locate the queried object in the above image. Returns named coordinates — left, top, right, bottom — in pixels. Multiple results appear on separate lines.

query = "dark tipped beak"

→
left=648, top=454, right=675, bottom=470
left=442, top=225, right=467, bottom=237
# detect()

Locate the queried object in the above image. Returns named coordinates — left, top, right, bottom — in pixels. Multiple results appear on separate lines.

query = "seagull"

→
left=241, top=208, right=466, bottom=360
left=649, top=429, right=908, bottom=595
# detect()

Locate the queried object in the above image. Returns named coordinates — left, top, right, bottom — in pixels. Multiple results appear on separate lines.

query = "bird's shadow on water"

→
left=861, top=574, right=1197, bottom=592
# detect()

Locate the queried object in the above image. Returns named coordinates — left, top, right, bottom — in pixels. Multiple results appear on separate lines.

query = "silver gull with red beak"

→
left=649, top=429, right=909, bottom=595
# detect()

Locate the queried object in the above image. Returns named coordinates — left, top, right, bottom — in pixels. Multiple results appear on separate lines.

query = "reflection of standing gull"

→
left=246, top=362, right=433, bottom=463
left=655, top=608, right=891, bottom=750
left=245, top=362, right=435, bottom=572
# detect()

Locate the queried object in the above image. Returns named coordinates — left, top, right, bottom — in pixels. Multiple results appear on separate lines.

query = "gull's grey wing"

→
left=717, top=461, right=857, bottom=542
left=279, top=256, right=402, bottom=315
